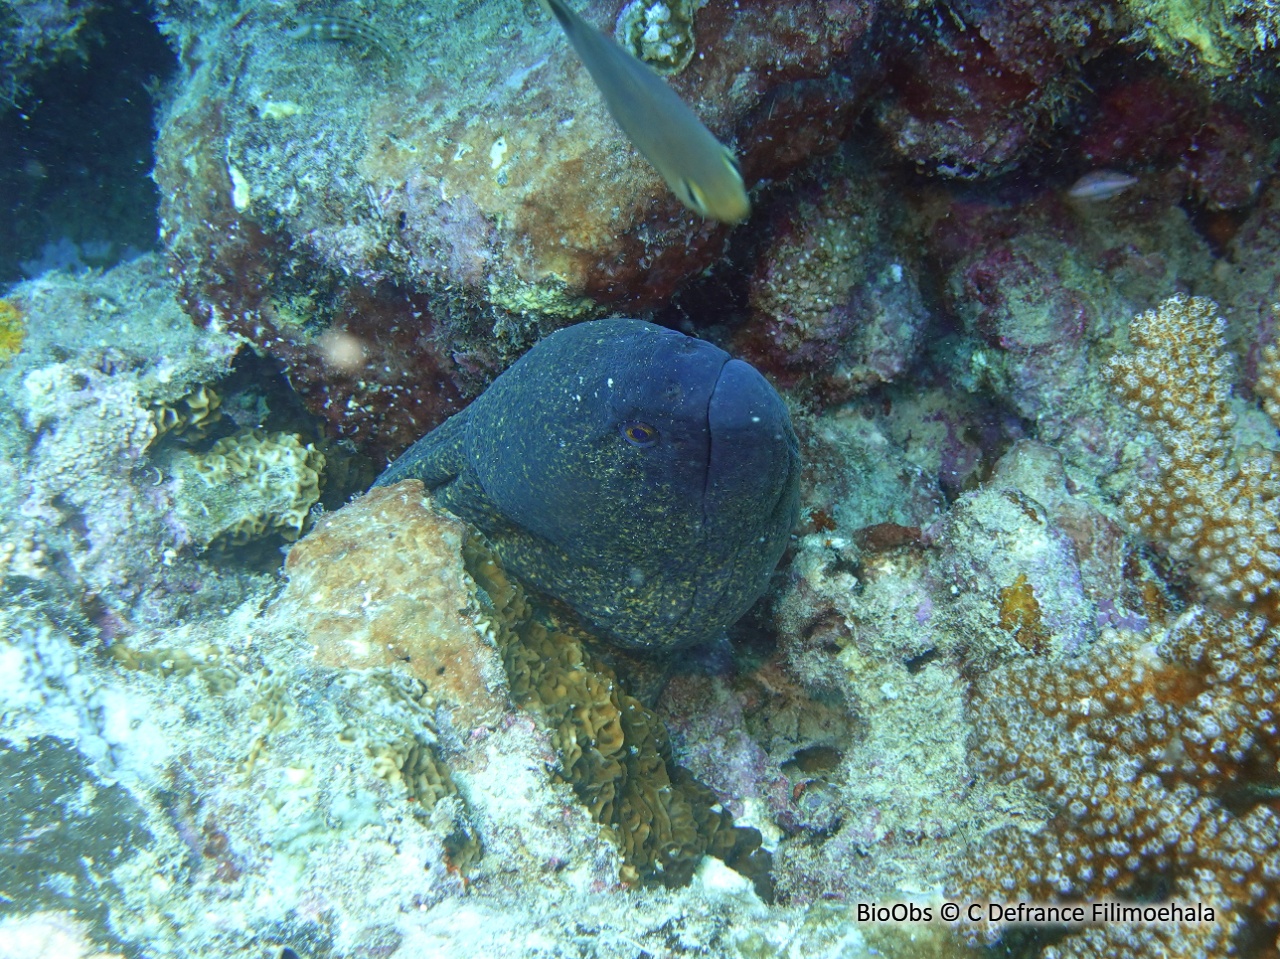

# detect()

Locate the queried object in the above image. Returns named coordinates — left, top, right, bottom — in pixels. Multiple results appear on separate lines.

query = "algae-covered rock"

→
left=279, top=481, right=508, bottom=731
left=151, top=0, right=879, bottom=455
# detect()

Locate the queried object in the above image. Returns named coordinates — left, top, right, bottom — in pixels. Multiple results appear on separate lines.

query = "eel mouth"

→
left=681, top=357, right=794, bottom=643
left=701, top=356, right=732, bottom=532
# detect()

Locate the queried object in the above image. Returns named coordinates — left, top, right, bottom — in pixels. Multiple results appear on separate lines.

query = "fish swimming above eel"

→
left=538, top=0, right=751, bottom=225
left=373, top=319, right=799, bottom=652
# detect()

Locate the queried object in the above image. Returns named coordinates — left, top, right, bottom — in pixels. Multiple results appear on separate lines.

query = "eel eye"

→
left=621, top=422, right=659, bottom=446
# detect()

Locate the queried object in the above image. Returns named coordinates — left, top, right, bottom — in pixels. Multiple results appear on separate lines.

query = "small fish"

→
left=287, top=15, right=394, bottom=58
left=538, top=0, right=750, bottom=225
left=1066, top=169, right=1138, bottom=202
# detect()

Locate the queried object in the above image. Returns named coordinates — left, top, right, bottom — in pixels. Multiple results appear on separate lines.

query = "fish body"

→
left=374, top=318, right=799, bottom=651
left=539, top=0, right=750, bottom=224
left=1066, top=169, right=1138, bottom=201
left=287, top=15, right=394, bottom=58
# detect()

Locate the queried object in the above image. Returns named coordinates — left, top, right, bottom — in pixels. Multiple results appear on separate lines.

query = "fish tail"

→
left=539, top=0, right=575, bottom=32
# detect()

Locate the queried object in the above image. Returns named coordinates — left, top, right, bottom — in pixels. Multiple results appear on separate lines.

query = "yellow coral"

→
left=166, top=429, right=325, bottom=547
left=0, top=298, right=26, bottom=362
left=150, top=384, right=223, bottom=444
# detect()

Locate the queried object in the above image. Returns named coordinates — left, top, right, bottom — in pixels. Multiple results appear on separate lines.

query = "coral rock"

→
left=280, top=481, right=508, bottom=731
left=875, top=0, right=1101, bottom=178
left=152, top=0, right=879, bottom=454
left=735, top=159, right=927, bottom=406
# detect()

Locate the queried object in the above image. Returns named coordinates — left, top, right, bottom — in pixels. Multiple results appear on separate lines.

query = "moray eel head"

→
left=374, top=318, right=799, bottom=651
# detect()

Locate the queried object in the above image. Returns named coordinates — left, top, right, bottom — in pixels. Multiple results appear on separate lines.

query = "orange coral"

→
left=1107, top=294, right=1280, bottom=620
left=280, top=481, right=508, bottom=730
left=998, top=572, right=1049, bottom=653
left=953, top=611, right=1280, bottom=953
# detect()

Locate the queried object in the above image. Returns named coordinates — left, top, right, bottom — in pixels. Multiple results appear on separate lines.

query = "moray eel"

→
left=374, top=318, right=799, bottom=651
left=539, top=0, right=750, bottom=225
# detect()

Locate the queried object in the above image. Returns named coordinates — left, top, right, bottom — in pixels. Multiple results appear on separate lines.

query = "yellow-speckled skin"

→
left=374, top=318, right=799, bottom=651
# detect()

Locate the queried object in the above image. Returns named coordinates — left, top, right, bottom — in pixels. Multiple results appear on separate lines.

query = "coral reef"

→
left=464, top=527, right=774, bottom=894
left=0, top=256, right=269, bottom=628
left=1108, top=295, right=1280, bottom=618
left=948, top=294, right=1280, bottom=956
left=0, top=911, right=124, bottom=959
left=10, top=0, right=1280, bottom=954
left=164, top=429, right=325, bottom=547
left=923, top=176, right=1215, bottom=474
left=1078, top=76, right=1270, bottom=213
left=284, top=478, right=772, bottom=893
left=151, top=0, right=880, bottom=455
left=1219, top=178, right=1280, bottom=386
left=0, top=0, right=98, bottom=105
left=1119, top=0, right=1280, bottom=79
left=617, top=0, right=699, bottom=73
left=875, top=0, right=1107, bottom=178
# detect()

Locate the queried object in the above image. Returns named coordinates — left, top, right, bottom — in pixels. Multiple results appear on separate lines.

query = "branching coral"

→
left=954, top=612, right=1280, bottom=954
left=949, top=294, right=1280, bottom=957
left=1107, top=295, right=1280, bottom=619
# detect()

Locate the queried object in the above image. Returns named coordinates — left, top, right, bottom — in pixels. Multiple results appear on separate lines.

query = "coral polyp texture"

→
left=949, top=293, right=1280, bottom=956
left=956, top=611, right=1280, bottom=956
left=1107, top=295, right=1280, bottom=618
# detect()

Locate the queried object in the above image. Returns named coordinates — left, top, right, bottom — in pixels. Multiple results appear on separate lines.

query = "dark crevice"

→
left=0, top=1, right=176, bottom=286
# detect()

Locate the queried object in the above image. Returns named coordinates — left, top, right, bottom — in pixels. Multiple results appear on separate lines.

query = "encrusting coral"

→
left=0, top=298, right=26, bottom=362
left=280, top=483, right=508, bottom=731
left=463, top=535, right=774, bottom=896
left=948, top=294, right=1280, bottom=957
left=165, top=429, right=325, bottom=547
